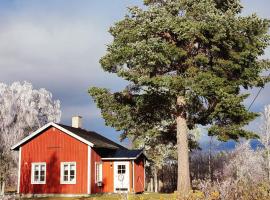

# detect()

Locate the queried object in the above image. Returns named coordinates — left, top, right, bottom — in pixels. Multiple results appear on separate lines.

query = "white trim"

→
left=60, top=162, right=76, bottom=184
left=87, top=146, right=91, bottom=194
left=31, top=162, right=46, bottom=184
left=113, top=161, right=130, bottom=193
left=17, top=147, right=21, bottom=193
left=95, top=162, right=103, bottom=183
left=11, top=122, right=94, bottom=150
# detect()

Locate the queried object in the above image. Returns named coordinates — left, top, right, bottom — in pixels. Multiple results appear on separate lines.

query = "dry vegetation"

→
left=15, top=187, right=270, bottom=200
left=22, top=193, right=174, bottom=200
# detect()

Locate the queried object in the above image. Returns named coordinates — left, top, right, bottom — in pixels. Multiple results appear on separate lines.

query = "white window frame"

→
left=31, top=162, right=46, bottom=184
left=95, top=162, right=103, bottom=183
left=60, top=162, right=76, bottom=184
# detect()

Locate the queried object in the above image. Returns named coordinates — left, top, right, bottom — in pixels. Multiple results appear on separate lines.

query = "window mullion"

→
left=38, top=164, right=41, bottom=182
left=68, top=164, right=71, bottom=182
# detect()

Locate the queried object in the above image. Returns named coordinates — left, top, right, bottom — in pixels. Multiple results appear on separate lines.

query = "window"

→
left=60, top=162, right=76, bottom=184
left=117, top=165, right=126, bottom=174
left=31, top=163, right=46, bottom=184
left=95, top=162, right=102, bottom=183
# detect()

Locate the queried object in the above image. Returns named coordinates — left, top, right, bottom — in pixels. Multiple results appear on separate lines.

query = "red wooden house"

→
left=12, top=116, right=146, bottom=196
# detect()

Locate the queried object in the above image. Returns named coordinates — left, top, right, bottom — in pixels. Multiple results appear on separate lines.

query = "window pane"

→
left=62, top=163, right=76, bottom=183
left=34, top=175, right=39, bottom=181
left=34, top=165, right=39, bottom=171
left=40, top=175, right=45, bottom=182
left=64, top=170, right=69, bottom=176
left=70, top=175, right=75, bottom=181
left=64, top=175, right=69, bottom=181
left=41, top=165, right=45, bottom=171
left=70, top=170, right=75, bottom=176
left=40, top=170, right=45, bottom=176
left=99, top=164, right=102, bottom=171
left=34, top=171, right=39, bottom=176
left=96, top=163, right=102, bottom=182
left=70, top=164, right=75, bottom=171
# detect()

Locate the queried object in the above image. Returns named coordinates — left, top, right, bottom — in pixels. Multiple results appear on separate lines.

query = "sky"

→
left=0, top=0, right=269, bottom=147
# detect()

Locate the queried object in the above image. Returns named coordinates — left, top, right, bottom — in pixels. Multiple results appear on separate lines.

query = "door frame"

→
left=113, top=161, right=130, bottom=193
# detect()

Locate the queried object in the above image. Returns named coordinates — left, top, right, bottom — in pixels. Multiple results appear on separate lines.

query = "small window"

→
left=31, top=163, right=46, bottom=184
left=60, top=162, right=76, bottom=184
left=95, top=162, right=102, bottom=183
left=117, top=165, right=126, bottom=174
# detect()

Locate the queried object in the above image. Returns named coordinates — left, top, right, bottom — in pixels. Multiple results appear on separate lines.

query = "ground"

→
left=23, top=193, right=175, bottom=200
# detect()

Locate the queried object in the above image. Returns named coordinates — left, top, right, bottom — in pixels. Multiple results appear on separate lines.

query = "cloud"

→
left=0, top=8, right=126, bottom=104
left=0, top=18, right=124, bottom=85
left=0, top=2, right=132, bottom=147
left=0, top=0, right=269, bottom=146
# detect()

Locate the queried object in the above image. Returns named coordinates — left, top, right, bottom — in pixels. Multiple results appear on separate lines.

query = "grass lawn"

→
left=25, top=193, right=175, bottom=200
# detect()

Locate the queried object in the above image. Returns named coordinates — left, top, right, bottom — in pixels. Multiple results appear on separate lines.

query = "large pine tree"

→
left=89, top=0, right=270, bottom=195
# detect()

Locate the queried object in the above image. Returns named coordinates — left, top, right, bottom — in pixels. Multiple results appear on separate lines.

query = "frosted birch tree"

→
left=223, top=142, right=265, bottom=183
left=0, top=82, right=61, bottom=195
left=259, top=105, right=270, bottom=182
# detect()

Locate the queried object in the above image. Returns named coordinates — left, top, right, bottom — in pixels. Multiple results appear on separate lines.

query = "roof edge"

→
left=59, top=124, right=125, bottom=149
left=11, top=122, right=94, bottom=150
left=101, top=149, right=146, bottom=161
left=101, top=157, right=137, bottom=161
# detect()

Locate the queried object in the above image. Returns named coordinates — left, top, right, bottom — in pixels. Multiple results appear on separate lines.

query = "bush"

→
left=191, top=179, right=270, bottom=200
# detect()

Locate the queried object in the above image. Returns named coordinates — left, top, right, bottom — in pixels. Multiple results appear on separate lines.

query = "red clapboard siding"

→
left=102, top=161, right=114, bottom=193
left=134, top=158, right=145, bottom=193
left=90, top=148, right=102, bottom=193
left=20, top=127, right=88, bottom=194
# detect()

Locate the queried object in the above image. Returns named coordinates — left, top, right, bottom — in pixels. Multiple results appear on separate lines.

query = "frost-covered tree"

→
left=259, top=105, right=270, bottom=182
left=0, top=82, right=61, bottom=194
left=196, top=142, right=267, bottom=200
left=134, top=135, right=176, bottom=192
left=89, top=0, right=270, bottom=195
left=223, top=142, right=266, bottom=183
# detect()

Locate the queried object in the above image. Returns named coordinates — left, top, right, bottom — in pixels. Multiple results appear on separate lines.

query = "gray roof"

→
left=95, top=148, right=144, bottom=160
left=12, top=123, right=146, bottom=160
left=57, top=124, right=124, bottom=149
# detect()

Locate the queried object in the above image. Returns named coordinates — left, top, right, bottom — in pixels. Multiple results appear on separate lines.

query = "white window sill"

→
left=60, top=181, right=76, bottom=185
left=31, top=182, right=46, bottom=184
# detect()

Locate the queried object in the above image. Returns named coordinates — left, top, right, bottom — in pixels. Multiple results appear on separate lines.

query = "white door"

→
left=114, top=161, right=130, bottom=193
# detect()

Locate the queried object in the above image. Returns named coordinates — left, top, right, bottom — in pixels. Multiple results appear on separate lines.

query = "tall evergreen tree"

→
left=89, top=0, right=270, bottom=195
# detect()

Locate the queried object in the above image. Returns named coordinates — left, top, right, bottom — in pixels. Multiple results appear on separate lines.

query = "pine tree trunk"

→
left=176, top=96, right=191, bottom=196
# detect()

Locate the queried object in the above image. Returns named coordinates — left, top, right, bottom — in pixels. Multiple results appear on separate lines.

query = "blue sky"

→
left=0, top=0, right=269, bottom=147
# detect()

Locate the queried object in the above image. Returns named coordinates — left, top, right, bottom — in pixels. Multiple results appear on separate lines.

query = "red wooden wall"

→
left=134, top=157, right=145, bottom=193
left=18, top=125, right=145, bottom=195
left=90, top=149, right=102, bottom=193
left=20, top=127, right=88, bottom=194
left=102, top=161, right=114, bottom=193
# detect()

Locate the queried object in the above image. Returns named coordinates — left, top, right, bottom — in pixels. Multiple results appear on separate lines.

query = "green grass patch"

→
left=25, top=193, right=175, bottom=200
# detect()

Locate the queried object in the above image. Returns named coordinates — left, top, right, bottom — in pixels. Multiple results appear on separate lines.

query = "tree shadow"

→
left=46, top=152, right=59, bottom=193
left=20, top=152, right=60, bottom=194
left=20, top=157, right=31, bottom=194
